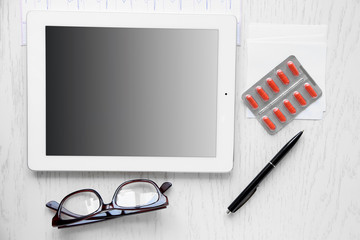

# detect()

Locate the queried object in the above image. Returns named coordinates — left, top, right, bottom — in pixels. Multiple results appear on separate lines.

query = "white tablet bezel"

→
left=27, top=11, right=236, bottom=172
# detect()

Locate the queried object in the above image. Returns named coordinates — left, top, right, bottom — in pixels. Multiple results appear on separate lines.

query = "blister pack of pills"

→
left=242, top=55, right=322, bottom=135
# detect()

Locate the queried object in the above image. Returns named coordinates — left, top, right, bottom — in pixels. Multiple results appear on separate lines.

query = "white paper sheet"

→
left=248, top=23, right=327, bottom=41
left=21, top=0, right=241, bottom=45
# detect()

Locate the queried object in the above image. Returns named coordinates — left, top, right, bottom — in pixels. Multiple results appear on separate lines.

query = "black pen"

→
left=227, top=130, right=304, bottom=214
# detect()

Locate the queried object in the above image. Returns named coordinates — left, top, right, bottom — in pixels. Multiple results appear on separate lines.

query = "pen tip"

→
left=226, top=209, right=231, bottom=215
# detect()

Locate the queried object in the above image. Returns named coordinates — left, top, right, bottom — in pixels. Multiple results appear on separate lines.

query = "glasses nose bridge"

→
left=103, top=202, right=114, bottom=210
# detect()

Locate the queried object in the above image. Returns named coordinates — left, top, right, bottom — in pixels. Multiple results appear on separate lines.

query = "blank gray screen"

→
left=46, top=26, right=218, bottom=157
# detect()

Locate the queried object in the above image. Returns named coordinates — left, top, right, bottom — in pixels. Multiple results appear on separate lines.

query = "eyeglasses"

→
left=46, top=179, right=172, bottom=228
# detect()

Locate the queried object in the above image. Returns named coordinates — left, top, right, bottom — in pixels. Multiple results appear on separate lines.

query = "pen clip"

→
left=234, top=187, right=258, bottom=212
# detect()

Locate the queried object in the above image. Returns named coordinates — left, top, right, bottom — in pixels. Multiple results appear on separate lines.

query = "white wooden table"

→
left=1, top=0, right=360, bottom=239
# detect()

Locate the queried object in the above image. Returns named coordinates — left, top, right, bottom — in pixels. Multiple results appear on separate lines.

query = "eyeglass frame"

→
left=46, top=179, right=172, bottom=228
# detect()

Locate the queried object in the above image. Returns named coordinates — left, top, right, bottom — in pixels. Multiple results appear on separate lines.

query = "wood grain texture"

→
left=1, top=0, right=360, bottom=239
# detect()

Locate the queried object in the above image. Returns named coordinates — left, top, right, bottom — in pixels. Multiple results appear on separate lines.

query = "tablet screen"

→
left=46, top=26, right=218, bottom=157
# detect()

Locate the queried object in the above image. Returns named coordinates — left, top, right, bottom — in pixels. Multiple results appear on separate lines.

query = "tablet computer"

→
left=27, top=11, right=236, bottom=172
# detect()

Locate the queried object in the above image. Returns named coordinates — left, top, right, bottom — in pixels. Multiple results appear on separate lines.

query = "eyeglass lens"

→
left=116, top=182, right=159, bottom=207
left=60, top=191, right=100, bottom=220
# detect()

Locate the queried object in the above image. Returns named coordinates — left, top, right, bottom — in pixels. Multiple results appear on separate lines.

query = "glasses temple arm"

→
left=56, top=207, right=167, bottom=228
left=46, top=201, right=147, bottom=224
left=159, top=182, right=172, bottom=194
left=55, top=209, right=137, bottom=228
left=58, top=218, right=108, bottom=228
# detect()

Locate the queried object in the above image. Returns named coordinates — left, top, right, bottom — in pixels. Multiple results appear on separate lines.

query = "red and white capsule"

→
left=294, top=91, right=307, bottom=106
left=266, top=78, right=279, bottom=93
left=283, top=99, right=296, bottom=114
left=256, top=86, right=269, bottom=101
left=262, top=116, right=276, bottom=131
left=287, top=61, right=299, bottom=76
left=245, top=94, right=258, bottom=109
left=304, top=83, right=317, bottom=98
left=273, top=107, right=286, bottom=122
left=276, top=69, right=290, bottom=85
